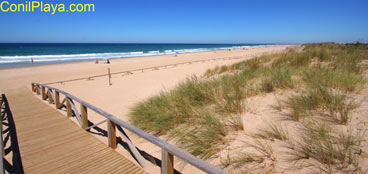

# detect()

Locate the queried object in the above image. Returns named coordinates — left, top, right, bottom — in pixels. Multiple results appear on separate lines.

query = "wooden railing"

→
left=0, top=94, right=24, bottom=174
left=31, top=83, right=227, bottom=174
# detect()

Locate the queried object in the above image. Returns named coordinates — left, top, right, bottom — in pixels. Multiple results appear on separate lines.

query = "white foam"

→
left=0, top=59, right=25, bottom=63
left=0, top=45, right=270, bottom=64
left=164, top=50, right=174, bottom=54
left=129, top=52, right=144, bottom=55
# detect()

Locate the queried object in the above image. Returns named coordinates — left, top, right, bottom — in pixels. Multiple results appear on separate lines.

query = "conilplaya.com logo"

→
left=1, top=1, right=95, bottom=15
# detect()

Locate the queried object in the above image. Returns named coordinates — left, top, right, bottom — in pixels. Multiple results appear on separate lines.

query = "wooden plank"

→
left=31, top=83, right=227, bottom=174
left=5, top=87, right=145, bottom=174
left=85, top=119, right=107, bottom=130
left=66, top=98, right=72, bottom=118
left=41, top=86, right=46, bottom=100
left=161, top=149, right=174, bottom=174
left=15, top=115, right=68, bottom=133
left=36, top=86, right=40, bottom=95
left=67, top=98, right=81, bottom=124
left=107, top=120, right=116, bottom=149
left=55, top=91, right=60, bottom=109
left=117, top=127, right=148, bottom=168
left=17, top=123, right=81, bottom=146
left=23, top=140, right=103, bottom=171
left=50, top=90, right=56, bottom=104
left=60, top=97, right=66, bottom=108
left=0, top=97, right=4, bottom=174
left=48, top=90, right=54, bottom=104
left=26, top=145, right=104, bottom=173
left=48, top=148, right=114, bottom=173
left=31, top=84, right=35, bottom=92
left=80, top=104, right=88, bottom=129
left=21, top=136, right=101, bottom=164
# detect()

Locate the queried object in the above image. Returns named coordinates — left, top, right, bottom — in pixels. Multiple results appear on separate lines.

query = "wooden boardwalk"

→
left=4, top=87, right=146, bottom=174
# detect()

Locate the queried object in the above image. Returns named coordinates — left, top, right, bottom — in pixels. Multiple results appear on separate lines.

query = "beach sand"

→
left=0, top=45, right=291, bottom=173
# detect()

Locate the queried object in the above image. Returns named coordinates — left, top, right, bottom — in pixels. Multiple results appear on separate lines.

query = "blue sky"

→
left=0, top=0, right=367, bottom=43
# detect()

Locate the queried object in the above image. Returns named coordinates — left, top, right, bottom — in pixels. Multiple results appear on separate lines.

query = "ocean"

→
left=0, top=43, right=270, bottom=68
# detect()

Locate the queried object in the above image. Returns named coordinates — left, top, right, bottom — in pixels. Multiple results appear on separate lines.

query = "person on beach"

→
left=31, top=58, right=34, bottom=63
left=106, top=59, right=110, bottom=64
left=95, top=60, right=99, bottom=64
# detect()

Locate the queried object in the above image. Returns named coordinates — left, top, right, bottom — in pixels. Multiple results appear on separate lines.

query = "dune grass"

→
left=253, top=122, right=290, bottom=141
left=175, top=111, right=227, bottom=159
left=129, top=43, right=368, bottom=160
left=260, top=67, right=295, bottom=92
left=286, top=120, right=364, bottom=173
left=221, top=139, right=277, bottom=174
left=302, top=68, right=366, bottom=92
left=285, top=85, right=358, bottom=124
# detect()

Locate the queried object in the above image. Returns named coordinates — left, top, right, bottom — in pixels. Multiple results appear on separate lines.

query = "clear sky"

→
left=0, top=0, right=367, bottom=43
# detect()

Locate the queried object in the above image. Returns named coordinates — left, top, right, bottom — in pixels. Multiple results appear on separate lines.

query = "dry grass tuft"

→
left=254, top=122, right=290, bottom=141
left=285, top=120, right=365, bottom=173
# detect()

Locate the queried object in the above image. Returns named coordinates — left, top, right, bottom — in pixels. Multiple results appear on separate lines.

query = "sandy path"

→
left=0, top=45, right=291, bottom=173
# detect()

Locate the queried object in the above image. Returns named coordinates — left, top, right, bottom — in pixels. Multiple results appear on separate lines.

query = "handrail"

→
left=0, top=94, right=24, bottom=174
left=31, top=83, right=227, bottom=174
left=0, top=98, right=3, bottom=174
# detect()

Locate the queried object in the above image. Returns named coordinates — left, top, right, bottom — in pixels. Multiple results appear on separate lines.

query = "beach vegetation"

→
left=129, top=42, right=368, bottom=165
left=253, top=122, right=290, bottom=141
left=285, top=85, right=358, bottom=124
left=285, top=120, right=364, bottom=173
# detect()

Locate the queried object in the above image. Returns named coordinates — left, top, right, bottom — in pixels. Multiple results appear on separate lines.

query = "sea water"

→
left=0, top=43, right=270, bottom=68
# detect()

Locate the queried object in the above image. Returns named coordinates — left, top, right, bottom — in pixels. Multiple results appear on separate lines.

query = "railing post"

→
left=80, top=104, right=88, bottom=129
left=0, top=99, right=4, bottom=174
left=161, top=149, right=174, bottom=174
left=66, top=98, right=72, bottom=118
left=55, top=91, right=60, bottom=109
left=48, top=91, right=53, bottom=104
left=36, top=85, right=40, bottom=95
left=108, top=68, right=112, bottom=86
left=31, top=83, right=35, bottom=92
left=107, top=120, right=117, bottom=149
left=41, top=86, right=46, bottom=100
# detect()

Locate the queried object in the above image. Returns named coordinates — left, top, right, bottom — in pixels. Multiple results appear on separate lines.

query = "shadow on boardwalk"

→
left=86, top=120, right=182, bottom=174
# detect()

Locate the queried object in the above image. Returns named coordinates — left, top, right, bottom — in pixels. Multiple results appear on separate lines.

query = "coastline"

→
left=0, top=45, right=288, bottom=90
left=0, top=48, right=254, bottom=70
left=0, top=43, right=275, bottom=69
left=0, top=45, right=291, bottom=173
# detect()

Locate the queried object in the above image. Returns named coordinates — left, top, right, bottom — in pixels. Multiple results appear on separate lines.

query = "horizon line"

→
left=0, top=42, right=292, bottom=45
